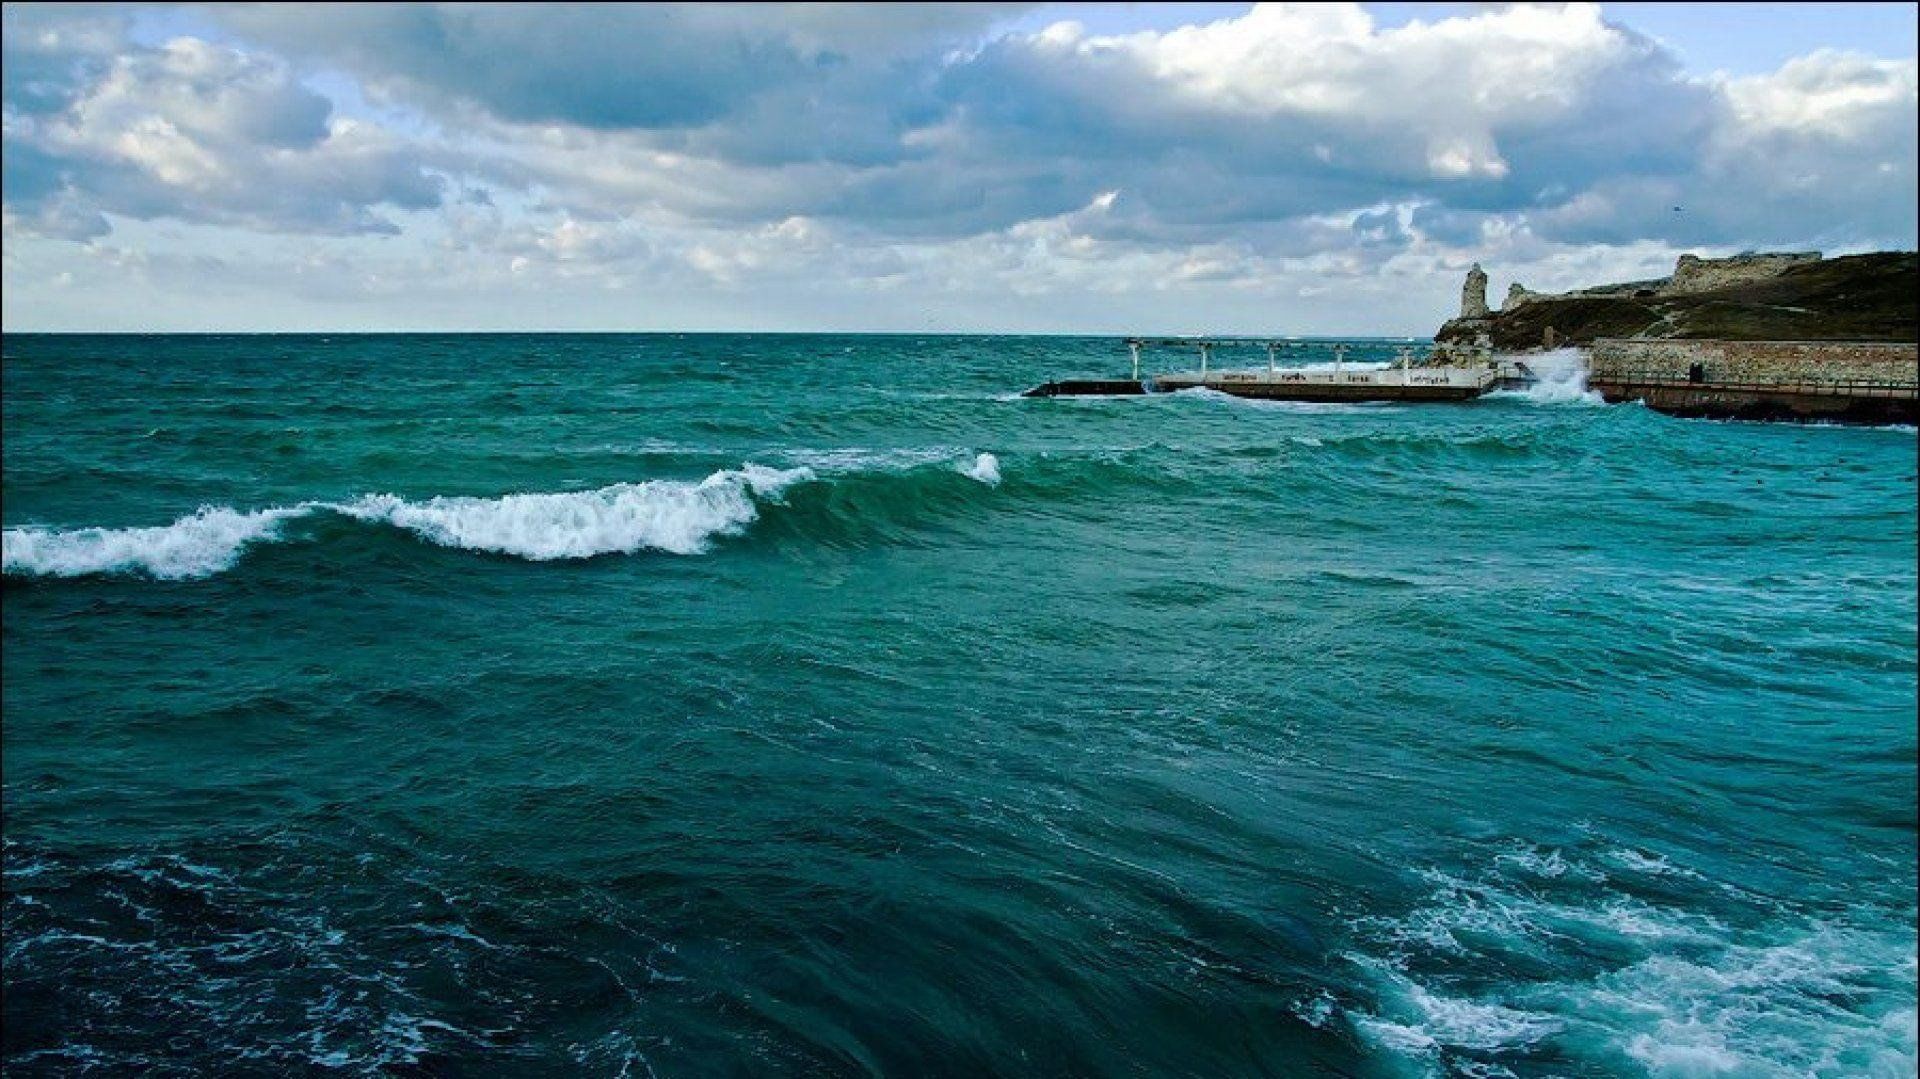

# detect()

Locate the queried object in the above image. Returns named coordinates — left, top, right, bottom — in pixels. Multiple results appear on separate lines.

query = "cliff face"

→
left=1435, top=252, right=1918, bottom=351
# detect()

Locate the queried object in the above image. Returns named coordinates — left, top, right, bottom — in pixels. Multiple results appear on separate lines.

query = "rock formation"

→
left=1461, top=263, right=1490, bottom=318
left=1432, top=251, right=1915, bottom=352
left=1660, top=252, right=1820, bottom=296
left=1428, top=263, right=1500, bottom=363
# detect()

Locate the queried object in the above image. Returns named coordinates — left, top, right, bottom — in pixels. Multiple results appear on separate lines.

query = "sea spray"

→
left=1496, top=347, right=1605, bottom=405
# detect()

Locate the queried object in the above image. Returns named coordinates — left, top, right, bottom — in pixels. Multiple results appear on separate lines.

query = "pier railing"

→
left=1588, top=338, right=1919, bottom=394
left=1120, top=337, right=1430, bottom=379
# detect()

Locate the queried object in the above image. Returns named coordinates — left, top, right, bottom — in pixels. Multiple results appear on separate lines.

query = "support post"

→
left=1200, top=343, right=1210, bottom=377
left=1130, top=341, right=1141, bottom=381
left=1266, top=342, right=1277, bottom=375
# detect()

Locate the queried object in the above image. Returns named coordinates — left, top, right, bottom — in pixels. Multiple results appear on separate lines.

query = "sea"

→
left=3, top=333, right=1915, bottom=1077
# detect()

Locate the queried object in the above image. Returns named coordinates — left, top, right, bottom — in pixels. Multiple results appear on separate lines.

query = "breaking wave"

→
left=338, top=464, right=809, bottom=560
left=1489, top=348, right=1605, bottom=405
left=3, top=455, right=1002, bottom=580
left=1, top=506, right=313, bottom=581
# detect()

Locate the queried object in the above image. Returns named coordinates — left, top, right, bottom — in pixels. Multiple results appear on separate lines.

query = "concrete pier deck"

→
left=1025, top=338, right=1495, bottom=401
left=1025, top=367, right=1495, bottom=401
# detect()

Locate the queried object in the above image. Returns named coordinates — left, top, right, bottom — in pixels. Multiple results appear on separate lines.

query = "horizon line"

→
left=1, top=328, right=1439, bottom=339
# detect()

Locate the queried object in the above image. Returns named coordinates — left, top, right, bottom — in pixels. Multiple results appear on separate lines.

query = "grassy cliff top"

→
left=1438, top=252, right=1917, bottom=350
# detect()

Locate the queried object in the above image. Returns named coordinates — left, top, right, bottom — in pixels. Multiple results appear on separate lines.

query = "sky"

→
left=2, top=2, right=1915, bottom=334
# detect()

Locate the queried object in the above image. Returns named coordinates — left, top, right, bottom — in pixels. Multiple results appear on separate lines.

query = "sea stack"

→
left=1460, top=263, right=1490, bottom=319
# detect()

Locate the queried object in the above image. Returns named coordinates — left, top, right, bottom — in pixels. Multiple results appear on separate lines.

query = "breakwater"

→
left=1026, top=338, right=1493, bottom=402
left=1588, top=338, right=1918, bottom=424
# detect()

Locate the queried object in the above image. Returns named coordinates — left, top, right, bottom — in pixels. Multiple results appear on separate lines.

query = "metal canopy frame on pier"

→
left=1121, top=337, right=1417, bottom=379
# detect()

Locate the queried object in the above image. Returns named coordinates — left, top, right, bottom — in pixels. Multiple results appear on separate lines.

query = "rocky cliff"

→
left=1435, top=251, right=1918, bottom=352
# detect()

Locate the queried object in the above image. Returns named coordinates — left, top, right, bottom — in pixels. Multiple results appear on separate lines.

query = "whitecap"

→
left=340, top=464, right=812, bottom=559
left=2, top=505, right=314, bottom=580
left=962, top=452, right=1001, bottom=486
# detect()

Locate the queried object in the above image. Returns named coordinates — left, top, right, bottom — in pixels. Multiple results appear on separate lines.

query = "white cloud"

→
left=1, top=3, right=1913, bottom=331
left=5, top=29, right=448, bottom=237
left=1725, top=49, right=1918, bottom=135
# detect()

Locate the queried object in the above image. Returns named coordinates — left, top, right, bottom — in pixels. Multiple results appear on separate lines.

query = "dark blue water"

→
left=4, top=334, right=1916, bottom=1076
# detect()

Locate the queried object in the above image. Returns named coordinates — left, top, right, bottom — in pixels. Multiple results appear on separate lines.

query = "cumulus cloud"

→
left=1528, top=49, right=1918, bottom=247
left=208, top=2, right=1024, bottom=151
left=3, top=12, right=449, bottom=238
left=2, top=2, right=1914, bottom=331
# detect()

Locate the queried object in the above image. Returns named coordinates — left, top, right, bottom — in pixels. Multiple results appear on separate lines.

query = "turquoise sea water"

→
left=3, top=333, right=1915, bottom=1077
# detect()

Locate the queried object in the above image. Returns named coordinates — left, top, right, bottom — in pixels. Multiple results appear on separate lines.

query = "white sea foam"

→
left=1493, top=845, right=1571, bottom=879
left=1491, top=348, right=1605, bottom=405
left=1339, top=846, right=1918, bottom=1078
left=962, top=452, right=1001, bottom=486
left=779, top=447, right=963, bottom=472
left=1291, top=990, right=1336, bottom=1029
left=1599, top=925, right=1917, bottom=1078
left=1351, top=955, right=1563, bottom=1057
left=2, top=505, right=314, bottom=580
left=1603, top=847, right=1697, bottom=878
left=339, top=464, right=812, bottom=559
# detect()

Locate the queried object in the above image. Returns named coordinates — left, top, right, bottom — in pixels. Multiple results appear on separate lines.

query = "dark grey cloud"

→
left=208, top=2, right=1027, bottom=136
left=215, top=4, right=808, bottom=129
left=1, top=4, right=122, bottom=116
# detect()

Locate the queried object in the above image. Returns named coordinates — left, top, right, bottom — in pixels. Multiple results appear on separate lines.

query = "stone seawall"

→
left=1587, top=339, right=1917, bottom=424
left=1590, top=339, right=1918, bottom=385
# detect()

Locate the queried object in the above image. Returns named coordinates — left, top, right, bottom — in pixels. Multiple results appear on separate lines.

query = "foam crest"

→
left=961, top=452, right=1002, bottom=486
left=340, top=464, right=812, bottom=559
left=2, top=505, right=313, bottom=580
left=3, top=451, right=1019, bottom=578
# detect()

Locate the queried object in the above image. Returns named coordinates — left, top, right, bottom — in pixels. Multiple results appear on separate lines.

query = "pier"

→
left=1023, top=338, right=1495, bottom=402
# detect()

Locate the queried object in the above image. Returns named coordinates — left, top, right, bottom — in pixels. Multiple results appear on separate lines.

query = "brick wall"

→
left=1590, top=339, right=1920, bottom=386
